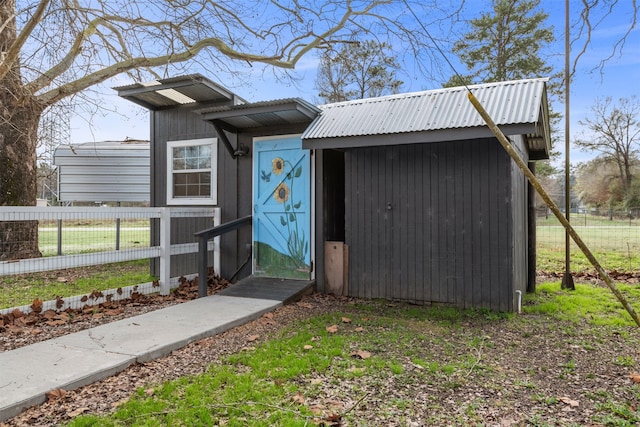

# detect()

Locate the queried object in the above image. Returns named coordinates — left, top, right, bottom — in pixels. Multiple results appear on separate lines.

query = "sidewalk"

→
left=0, top=294, right=283, bottom=422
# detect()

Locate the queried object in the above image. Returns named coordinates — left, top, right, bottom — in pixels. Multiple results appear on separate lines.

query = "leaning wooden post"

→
left=467, top=91, right=640, bottom=327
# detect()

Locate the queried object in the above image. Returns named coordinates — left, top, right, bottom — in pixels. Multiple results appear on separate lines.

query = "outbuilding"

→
left=116, top=75, right=551, bottom=311
left=54, top=140, right=150, bottom=203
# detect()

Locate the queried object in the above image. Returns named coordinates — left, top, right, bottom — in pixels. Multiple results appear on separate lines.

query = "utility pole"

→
left=561, top=0, right=575, bottom=290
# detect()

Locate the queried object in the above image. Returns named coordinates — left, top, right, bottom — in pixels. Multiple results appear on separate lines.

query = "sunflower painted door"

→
left=253, top=136, right=311, bottom=280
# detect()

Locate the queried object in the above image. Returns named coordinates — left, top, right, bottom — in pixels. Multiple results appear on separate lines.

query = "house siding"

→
left=510, top=135, right=530, bottom=308
left=150, top=106, right=313, bottom=280
left=344, top=138, right=520, bottom=311
left=150, top=108, right=240, bottom=278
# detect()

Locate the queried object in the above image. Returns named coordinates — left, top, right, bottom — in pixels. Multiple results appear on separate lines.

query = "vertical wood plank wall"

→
left=151, top=108, right=240, bottom=278
left=345, top=138, right=526, bottom=311
left=510, top=135, right=530, bottom=303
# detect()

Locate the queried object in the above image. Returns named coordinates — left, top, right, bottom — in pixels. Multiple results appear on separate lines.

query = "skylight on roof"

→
left=156, top=89, right=196, bottom=104
left=139, top=80, right=196, bottom=104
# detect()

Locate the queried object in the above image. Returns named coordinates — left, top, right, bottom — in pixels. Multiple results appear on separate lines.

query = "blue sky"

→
left=69, top=0, right=638, bottom=167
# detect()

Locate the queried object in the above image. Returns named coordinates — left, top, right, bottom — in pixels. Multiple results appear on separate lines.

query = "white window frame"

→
left=166, top=138, right=217, bottom=205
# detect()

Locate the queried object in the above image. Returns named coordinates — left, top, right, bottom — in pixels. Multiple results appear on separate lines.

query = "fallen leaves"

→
left=30, top=298, right=43, bottom=314
left=325, top=324, right=339, bottom=334
left=350, top=350, right=371, bottom=360
left=1, top=276, right=233, bottom=351
left=247, top=334, right=260, bottom=342
left=630, top=372, right=640, bottom=383
left=290, top=391, right=305, bottom=404
left=559, top=396, right=579, bottom=407
left=260, top=312, right=277, bottom=326
left=66, top=407, right=90, bottom=417
left=46, top=389, right=67, bottom=401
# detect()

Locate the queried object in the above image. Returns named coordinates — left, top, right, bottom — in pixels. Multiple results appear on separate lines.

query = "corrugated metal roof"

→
left=197, top=98, right=321, bottom=130
left=302, top=78, right=550, bottom=157
left=115, top=74, right=245, bottom=110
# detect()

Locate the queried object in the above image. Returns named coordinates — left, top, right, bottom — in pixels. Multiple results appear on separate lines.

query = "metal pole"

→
left=561, top=0, right=575, bottom=290
left=57, top=219, right=63, bottom=256
left=115, top=201, right=121, bottom=251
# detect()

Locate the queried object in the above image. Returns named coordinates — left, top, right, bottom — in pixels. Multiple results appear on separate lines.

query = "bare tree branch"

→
left=571, top=0, right=638, bottom=77
left=22, top=0, right=397, bottom=105
left=32, top=1, right=396, bottom=105
left=0, top=0, right=51, bottom=82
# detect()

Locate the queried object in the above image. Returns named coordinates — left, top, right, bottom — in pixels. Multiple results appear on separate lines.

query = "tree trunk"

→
left=0, top=0, right=44, bottom=260
left=0, top=99, right=43, bottom=260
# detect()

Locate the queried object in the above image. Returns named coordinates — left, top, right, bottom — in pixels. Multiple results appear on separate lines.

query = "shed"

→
left=116, top=76, right=551, bottom=312
left=54, top=140, right=150, bottom=203
left=303, top=79, right=550, bottom=311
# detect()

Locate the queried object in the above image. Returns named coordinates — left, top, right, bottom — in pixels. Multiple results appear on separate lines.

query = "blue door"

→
left=253, top=137, right=311, bottom=280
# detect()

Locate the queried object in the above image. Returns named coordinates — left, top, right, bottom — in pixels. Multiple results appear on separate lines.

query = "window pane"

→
left=199, top=145, right=211, bottom=157
left=186, top=173, right=199, bottom=185
left=198, top=157, right=211, bottom=169
left=172, top=147, right=186, bottom=170
left=172, top=147, right=185, bottom=159
left=173, top=171, right=211, bottom=198
left=186, top=146, right=198, bottom=158
left=174, top=173, right=186, bottom=185
left=200, top=183, right=211, bottom=196
left=185, top=156, right=199, bottom=169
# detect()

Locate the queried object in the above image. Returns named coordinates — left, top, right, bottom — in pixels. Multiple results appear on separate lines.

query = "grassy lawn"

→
left=536, top=214, right=640, bottom=272
left=0, top=260, right=155, bottom=310
left=38, top=222, right=150, bottom=257
left=0, top=221, right=154, bottom=309
left=64, top=283, right=640, bottom=427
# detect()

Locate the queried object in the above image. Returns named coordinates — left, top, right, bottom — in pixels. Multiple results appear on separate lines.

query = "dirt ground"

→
left=2, top=277, right=640, bottom=426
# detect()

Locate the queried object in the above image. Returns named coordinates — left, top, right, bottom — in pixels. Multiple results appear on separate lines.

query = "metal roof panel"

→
left=303, top=79, right=547, bottom=135
left=302, top=78, right=550, bottom=158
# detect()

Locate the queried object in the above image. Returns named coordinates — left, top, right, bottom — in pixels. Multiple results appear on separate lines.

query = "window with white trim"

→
left=166, top=138, right=217, bottom=205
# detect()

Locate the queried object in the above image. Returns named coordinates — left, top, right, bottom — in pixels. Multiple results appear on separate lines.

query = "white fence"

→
left=0, top=207, right=221, bottom=311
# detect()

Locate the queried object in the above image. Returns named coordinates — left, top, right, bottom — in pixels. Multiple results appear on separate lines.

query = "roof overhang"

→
left=197, top=98, right=321, bottom=132
left=115, top=74, right=244, bottom=110
left=303, top=123, right=543, bottom=151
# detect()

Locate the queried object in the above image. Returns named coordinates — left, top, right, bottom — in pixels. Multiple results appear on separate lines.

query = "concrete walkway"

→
left=0, top=295, right=283, bottom=422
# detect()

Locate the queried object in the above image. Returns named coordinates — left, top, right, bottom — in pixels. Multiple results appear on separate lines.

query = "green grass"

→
left=66, top=306, right=504, bottom=427
left=38, top=225, right=150, bottom=257
left=0, top=260, right=155, bottom=309
left=537, top=226, right=640, bottom=272
left=61, top=285, right=640, bottom=426
left=535, top=213, right=640, bottom=273
left=68, top=283, right=640, bottom=427
left=524, top=281, right=640, bottom=326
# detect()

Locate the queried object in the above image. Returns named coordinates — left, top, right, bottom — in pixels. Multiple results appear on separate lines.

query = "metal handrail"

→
left=194, top=215, right=252, bottom=298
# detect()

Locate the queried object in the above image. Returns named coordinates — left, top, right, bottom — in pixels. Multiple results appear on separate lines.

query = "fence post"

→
left=198, top=236, right=208, bottom=298
left=159, top=208, right=171, bottom=295
left=115, top=202, right=121, bottom=251
left=214, top=208, right=221, bottom=275
left=57, top=219, right=63, bottom=256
